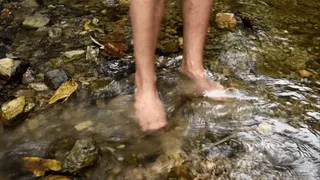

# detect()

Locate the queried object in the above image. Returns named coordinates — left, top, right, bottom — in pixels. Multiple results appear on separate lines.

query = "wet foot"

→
left=134, top=89, right=168, bottom=131
left=178, top=67, right=225, bottom=101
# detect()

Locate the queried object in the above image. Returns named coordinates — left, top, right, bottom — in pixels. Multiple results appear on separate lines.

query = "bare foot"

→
left=134, top=89, right=168, bottom=131
left=179, top=67, right=225, bottom=101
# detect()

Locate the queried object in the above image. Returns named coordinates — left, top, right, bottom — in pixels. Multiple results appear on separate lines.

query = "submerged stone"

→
left=19, top=0, right=39, bottom=8
left=46, top=137, right=77, bottom=162
left=22, top=68, right=35, bottom=84
left=163, top=41, right=180, bottom=53
left=62, top=138, right=99, bottom=173
left=299, top=69, right=313, bottom=78
left=28, top=82, right=49, bottom=91
left=0, top=96, right=33, bottom=126
left=215, top=13, right=237, bottom=30
left=100, top=59, right=135, bottom=80
left=40, top=175, right=70, bottom=180
left=63, top=50, right=85, bottom=61
left=86, top=46, right=99, bottom=63
left=44, top=69, right=69, bottom=89
left=23, top=14, right=50, bottom=28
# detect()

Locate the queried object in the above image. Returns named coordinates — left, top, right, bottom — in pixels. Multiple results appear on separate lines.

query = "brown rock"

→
left=299, top=69, right=313, bottom=77
left=215, top=13, right=237, bottom=30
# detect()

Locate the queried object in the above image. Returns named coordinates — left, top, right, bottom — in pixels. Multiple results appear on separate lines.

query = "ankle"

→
left=179, top=63, right=205, bottom=79
left=135, top=73, right=158, bottom=96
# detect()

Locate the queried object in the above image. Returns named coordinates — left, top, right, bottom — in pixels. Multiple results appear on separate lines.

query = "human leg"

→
left=130, top=0, right=167, bottom=131
left=180, top=0, right=224, bottom=100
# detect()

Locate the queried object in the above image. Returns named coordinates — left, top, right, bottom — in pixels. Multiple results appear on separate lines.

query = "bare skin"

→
left=130, top=0, right=224, bottom=131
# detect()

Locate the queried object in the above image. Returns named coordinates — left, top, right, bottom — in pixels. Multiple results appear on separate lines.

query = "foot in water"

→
left=179, top=67, right=226, bottom=101
left=134, top=89, right=168, bottom=131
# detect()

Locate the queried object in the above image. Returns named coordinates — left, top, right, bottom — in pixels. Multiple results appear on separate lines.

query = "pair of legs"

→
left=130, top=0, right=224, bottom=131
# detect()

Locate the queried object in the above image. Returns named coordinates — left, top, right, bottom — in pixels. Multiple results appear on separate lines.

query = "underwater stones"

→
left=63, top=50, right=85, bottom=60
left=299, top=69, right=313, bottom=78
left=41, top=175, right=70, bottom=180
left=48, top=27, right=62, bottom=38
left=215, top=13, right=237, bottom=30
left=86, top=46, right=99, bottom=63
left=62, top=138, right=99, bottom=173
left=22, top=68, right=35, bottom=84
left=163, top=41, right=180, bottom=53
left=100, top=59, right=135, bottom=80
left=44, top=69, right=69, bottom=89
left=28, top=82, right=49, bottom=91
left=46, top=137, right=77, bottom=162
left=0, top=96, right=34, bottom=126
left=23, top=14, right=50, bottom=28
left=19, top=0, right=39, bottom=8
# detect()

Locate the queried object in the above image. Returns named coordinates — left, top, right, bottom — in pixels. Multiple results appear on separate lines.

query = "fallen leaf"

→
left=22, top=157, right=62, bottom=177
left=103, top=37, right=128, bottom=57
left=49, top=80, right=78, bottom=104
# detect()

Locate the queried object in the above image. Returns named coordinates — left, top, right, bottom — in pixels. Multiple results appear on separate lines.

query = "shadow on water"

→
left=0, top=0, right=319, bottom=179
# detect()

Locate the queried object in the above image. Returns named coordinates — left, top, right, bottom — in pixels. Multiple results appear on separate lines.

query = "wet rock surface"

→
left=23, top=14, right=50, bottom=28
left=100, top=59, right=135, bottom=80
left=44, top=69, right=69, bottom=89
left=62, top=138, right=99, bottom=173
left=0, top=96, right=34, bottom=126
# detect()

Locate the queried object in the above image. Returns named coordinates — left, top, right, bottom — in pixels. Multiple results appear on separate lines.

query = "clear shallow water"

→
left=1, top=70, right=319, bottom=179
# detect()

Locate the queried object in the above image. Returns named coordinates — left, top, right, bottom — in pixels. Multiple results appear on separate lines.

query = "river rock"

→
left=215, top=13, right=237, bottom=30
left=163, top=41, right=180, bottom=53
left=63, top=50, right=85, bottom=60
left=40, top=175, right=70, bottom=180
left=44, top=69, right=69, bottom=89
left=22, top=68, right=35, bottom=84
left=62, top=138, right=99, bottom=173
left=28, top=82, right=49, bottom=91
left=0, top=58, right=21, bottom=80
left=23, top=14, right=50, bottom=28
left=0, top=96, right=34, bottom=126
left=46, top=137, right=77, bottom=162
left=19, top=0, right=39, bottom=8
left=86, top=46, right=99, bottom=63
left=299, top=69, right=313, bottom=78
left=48, top=27, right=62, bottom=38
left=100, top=59, right=135, bottom=80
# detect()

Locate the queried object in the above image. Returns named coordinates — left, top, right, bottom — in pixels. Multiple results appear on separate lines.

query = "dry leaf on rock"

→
left=22, top=157, right=62, bottom=177
left=103, top=37, right=128, bottom=57
left=49, top=80, right=78, bottom=104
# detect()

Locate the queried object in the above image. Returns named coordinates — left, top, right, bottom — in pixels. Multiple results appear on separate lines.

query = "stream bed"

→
left=0, top=0, right=319, bottom=179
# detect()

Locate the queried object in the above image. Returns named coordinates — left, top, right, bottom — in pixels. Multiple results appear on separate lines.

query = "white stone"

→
left=28, top=82, right=49, bottom=91
left=64, top=50, right=85, bottom=59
